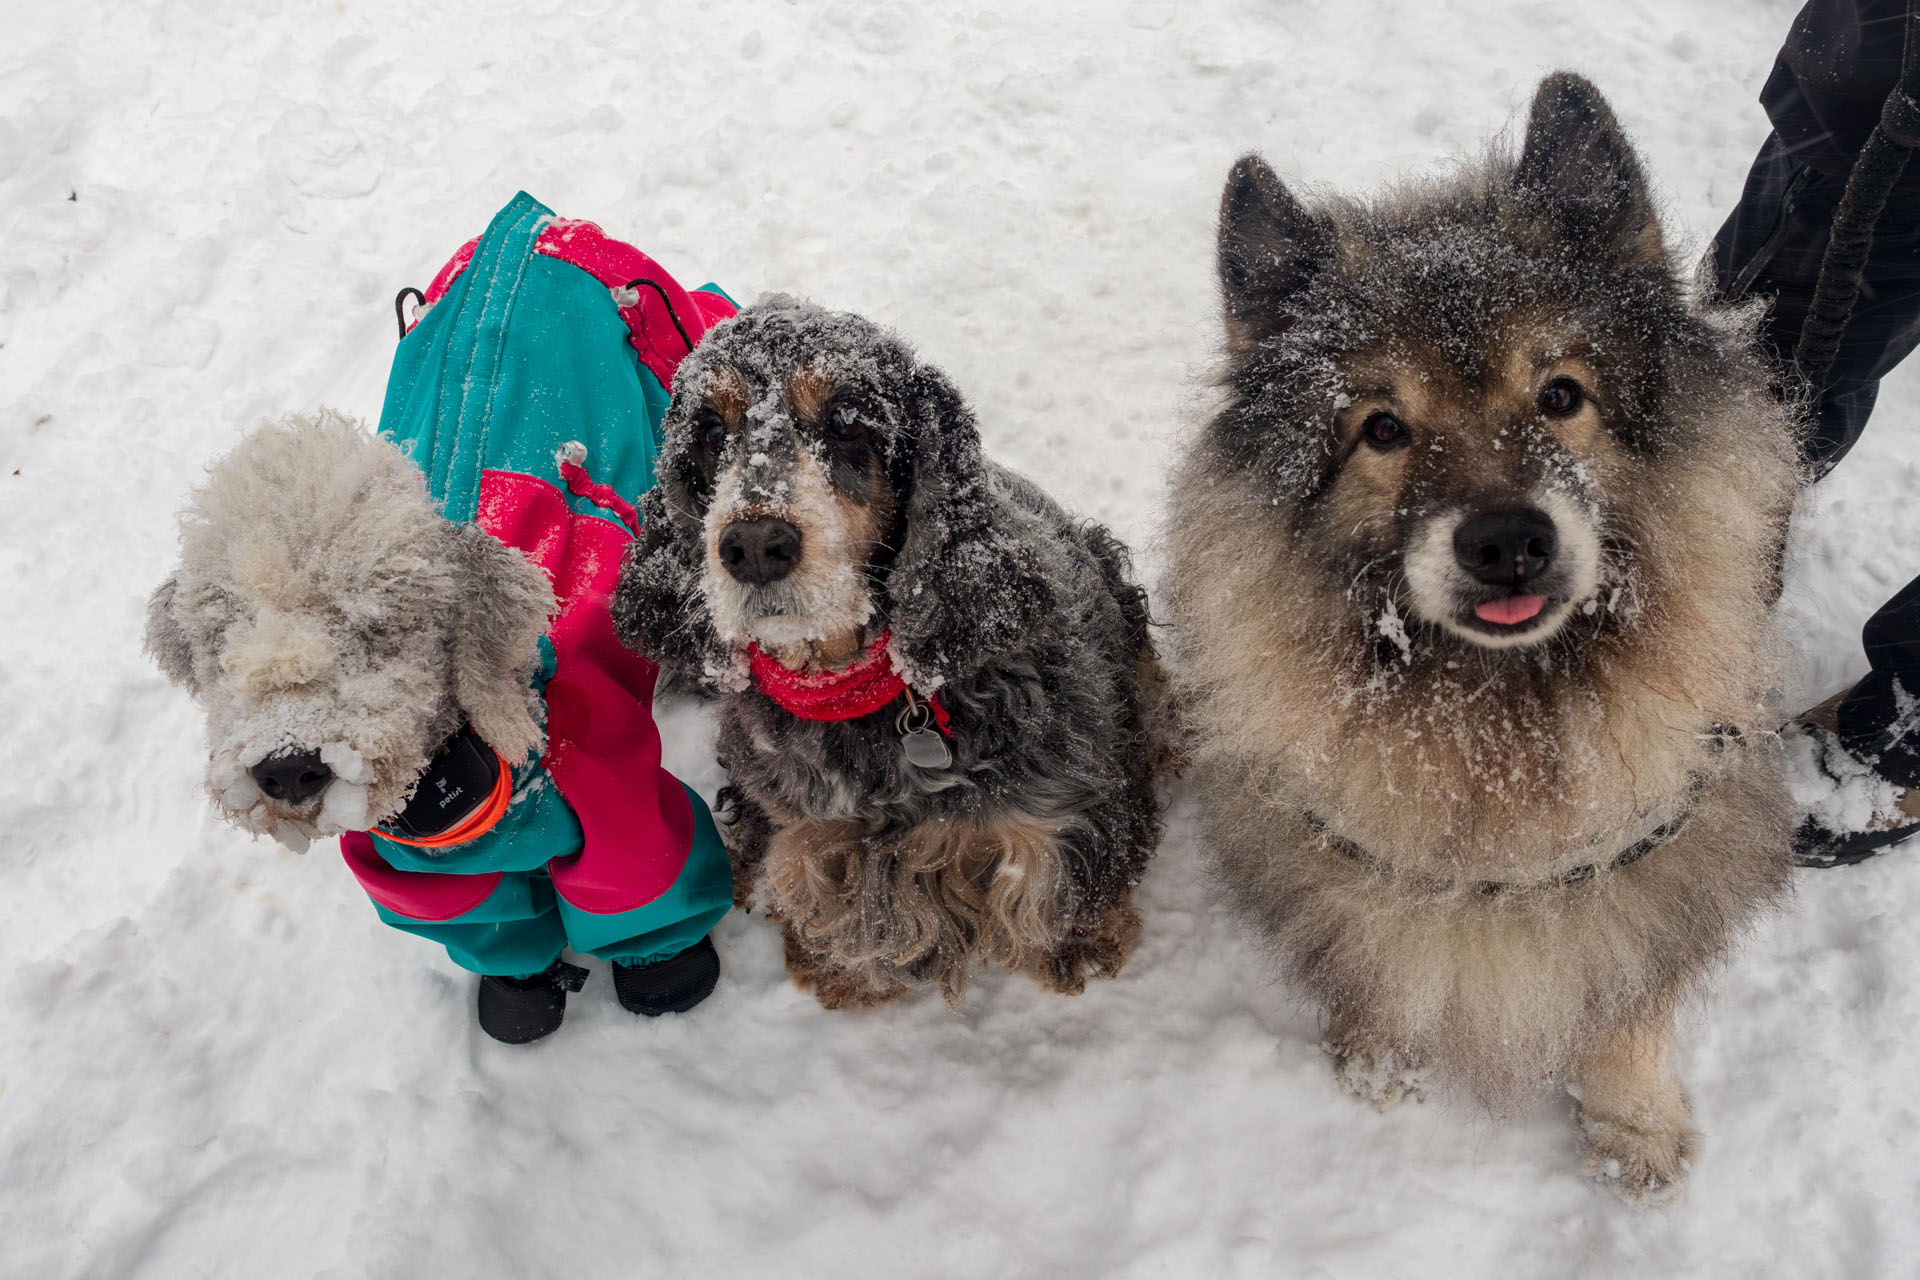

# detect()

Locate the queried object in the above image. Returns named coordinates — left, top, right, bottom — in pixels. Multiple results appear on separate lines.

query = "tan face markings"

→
left=786, top=363, right=836, bottom=424
left=1322, top=335, right=1613, bottom=647
left=757, top=448, right=894, bottom=672
left=701, top=436, right=879, bottom=669
left=705, top=367, right=750, bottom=424
left=1329, top=357, right=1442, bottom=507
left=1333, top=341, right=1609, bottom=474
left=1519, top=350, right=1604, bottom=456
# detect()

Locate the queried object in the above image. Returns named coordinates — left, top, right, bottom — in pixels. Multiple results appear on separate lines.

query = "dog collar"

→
left=1306, top=773, right=1706, bottom=897
left=747, top=628, right=951, bottom=736
left=374, top=724, right=514, bottom=849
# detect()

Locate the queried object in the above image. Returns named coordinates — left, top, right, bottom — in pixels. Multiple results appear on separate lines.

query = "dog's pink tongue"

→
left=1474, top=594, right=1546, bottom=626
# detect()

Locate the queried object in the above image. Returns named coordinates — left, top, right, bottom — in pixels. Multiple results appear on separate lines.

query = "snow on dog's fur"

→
left=614, top=296, right=1166, bottom=1007
left=1168, top=74, right=1802, bottom=1202
left=144, top=411, right=554, bottom=850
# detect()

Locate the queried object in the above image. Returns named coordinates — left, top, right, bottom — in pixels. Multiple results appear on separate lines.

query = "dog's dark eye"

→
left=1361, top=412, right=1409, bottom=450
left=826, top=404, right=864, bottom=442
left=694, top=411, right=728, bottom=456
left=1539, top=377, right=1584, bottom=417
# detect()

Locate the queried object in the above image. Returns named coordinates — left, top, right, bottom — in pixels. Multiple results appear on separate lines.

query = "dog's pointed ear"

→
left=1514, top=72, right=1664, bottom=267
left=144, top=572, right=200, bottom=691
left=444, top=522, right=555, bottom=764
left=1218, top=153, right=1334, bottom=342
left=613, top=487, right=728, bottom=683
left=886, top=364, right=1056, bottom=688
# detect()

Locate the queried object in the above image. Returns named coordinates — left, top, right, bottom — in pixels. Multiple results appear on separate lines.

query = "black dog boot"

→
left=477, top=960, right=589, bottom=1044
left=612, top=936, right=720, bottom=1016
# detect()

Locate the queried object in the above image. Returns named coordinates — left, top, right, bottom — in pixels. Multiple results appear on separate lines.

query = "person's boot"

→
left=1788, top=686, right=1920, bottom=867
left=612, top=936, right=720, bottom=1016
left=476, top=960, right=589, bottom=1043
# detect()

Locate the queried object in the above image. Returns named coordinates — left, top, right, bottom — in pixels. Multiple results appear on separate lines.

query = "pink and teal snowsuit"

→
left=338, top=192, right=735, bottom=978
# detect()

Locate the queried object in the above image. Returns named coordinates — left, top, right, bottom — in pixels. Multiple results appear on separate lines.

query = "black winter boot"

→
left=1789, top=686, right=1920, bottom=867
left=612, top=936, right=720, bottom=1016
left=476, top=960, right=589, bottom=1044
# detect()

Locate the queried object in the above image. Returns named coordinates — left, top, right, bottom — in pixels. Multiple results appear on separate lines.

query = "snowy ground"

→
left=5, top=0, right=1919, bottom=1275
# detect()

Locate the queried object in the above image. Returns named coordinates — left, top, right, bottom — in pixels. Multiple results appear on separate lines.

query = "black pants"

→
left=1712, top=131, right=1920, bottom=781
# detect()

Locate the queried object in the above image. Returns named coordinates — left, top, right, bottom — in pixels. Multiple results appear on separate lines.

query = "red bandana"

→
left=747, top=629, right=951, bottom=736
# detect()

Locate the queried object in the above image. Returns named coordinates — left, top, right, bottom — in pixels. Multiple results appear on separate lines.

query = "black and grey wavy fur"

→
left=614, top=297, right=1163, bottom=1006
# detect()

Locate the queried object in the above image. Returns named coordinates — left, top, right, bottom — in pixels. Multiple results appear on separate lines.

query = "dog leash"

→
left=1305, top=772, right=1708, bottom=897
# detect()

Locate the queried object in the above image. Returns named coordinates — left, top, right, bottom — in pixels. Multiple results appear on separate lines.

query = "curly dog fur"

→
left=614, top=296, right=1163, bottom=1007
left=144, top=411, right=554, bottom=849
left=1167, top=75, right=1802, bottom=1200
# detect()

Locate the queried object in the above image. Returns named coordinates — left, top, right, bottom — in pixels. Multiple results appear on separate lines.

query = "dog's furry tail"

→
left=1077, top=521, right=1188, bottom=784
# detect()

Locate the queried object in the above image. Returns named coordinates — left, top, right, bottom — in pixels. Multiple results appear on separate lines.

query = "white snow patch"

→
left=1376, top=597, right=1414, bottom=663
left=1784, top=721, right=1908, bottom=837
left=319, top=741, right=370, bottom=785
left=317, top=777, right=370, bottom=833
left=4, top=2, right=1920, bottom=1276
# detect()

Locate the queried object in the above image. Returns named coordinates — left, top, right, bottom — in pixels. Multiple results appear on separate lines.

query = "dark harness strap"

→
left=1307, top=774, right=1707, bottom=898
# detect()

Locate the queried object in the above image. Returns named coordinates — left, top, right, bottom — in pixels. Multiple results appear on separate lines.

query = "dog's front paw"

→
left=1032, top=898, right=1143, bottom=995
left=1578, top=1107, right=1696, bottom=1205
left=1034, top=953, right=1091, bottom=996
left=779, top=928, right=907, bottom=1010
left=1325, top=1035, right=1428, bottom=1111
left=801, top=968, right=909, bottom=1010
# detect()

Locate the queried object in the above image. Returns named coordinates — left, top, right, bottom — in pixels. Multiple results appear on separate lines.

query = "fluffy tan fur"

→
left=1174, top=434, right=1796, bottom=1201
left=1172, top=378, right=1794, bottom=873
left=1171, top=381, right=1799, bottom=1197
left=757, top=810, right=1139, bottom=1008
left=1171, top=73, right=1804, bottom=1201
left=1575, top=1015, right=1697, bottom=1194
left=1192, top=745, right=1789, bottom=1106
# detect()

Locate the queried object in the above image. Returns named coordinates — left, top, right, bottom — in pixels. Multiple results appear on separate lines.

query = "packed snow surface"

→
left=4, top=0, right=1918, bottom=1276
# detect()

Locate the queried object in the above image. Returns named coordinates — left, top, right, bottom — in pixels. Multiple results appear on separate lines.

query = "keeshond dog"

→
left=1167, top=73, right=1801, bottom=1201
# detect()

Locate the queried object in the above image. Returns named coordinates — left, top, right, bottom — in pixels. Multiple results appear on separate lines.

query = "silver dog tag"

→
left=897, top=696, right=952, bottom=769
left=903, top=727, right=952, bottom=769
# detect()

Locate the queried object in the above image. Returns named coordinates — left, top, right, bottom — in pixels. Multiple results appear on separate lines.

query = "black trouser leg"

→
left=1710, top=132, right=1920, bottom=473
left=1712, top=132, right=1920, bottom=785
left=1837, top=577, right=1920, bottom=784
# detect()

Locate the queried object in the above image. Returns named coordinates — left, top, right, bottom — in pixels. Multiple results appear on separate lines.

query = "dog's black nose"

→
left=718, top=517, right=803, bottom=585
left=1453, top=509, right=1557, bottom=585
left=250, top=750, right=333, bottom=805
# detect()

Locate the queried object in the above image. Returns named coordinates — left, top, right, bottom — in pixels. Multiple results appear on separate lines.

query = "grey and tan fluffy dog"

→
left=613, top=296, right=1164, bottom=1008
left=144, top=411, right=553, bottom=849
left=1167, top=73, right=1802, bottom=1201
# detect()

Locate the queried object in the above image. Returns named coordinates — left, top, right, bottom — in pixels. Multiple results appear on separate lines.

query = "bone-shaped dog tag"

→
left=897, top=697, right=952, bottom=769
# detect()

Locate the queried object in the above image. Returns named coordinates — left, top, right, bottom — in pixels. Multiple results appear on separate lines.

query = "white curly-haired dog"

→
left=146, top=410, right=554, bottom=849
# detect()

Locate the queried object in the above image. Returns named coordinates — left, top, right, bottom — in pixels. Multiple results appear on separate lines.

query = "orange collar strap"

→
left=375, top=748, right=514, bottom=849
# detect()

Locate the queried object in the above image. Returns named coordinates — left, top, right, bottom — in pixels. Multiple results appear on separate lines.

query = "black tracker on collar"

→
left=382, top=723, right=502, bottom=841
